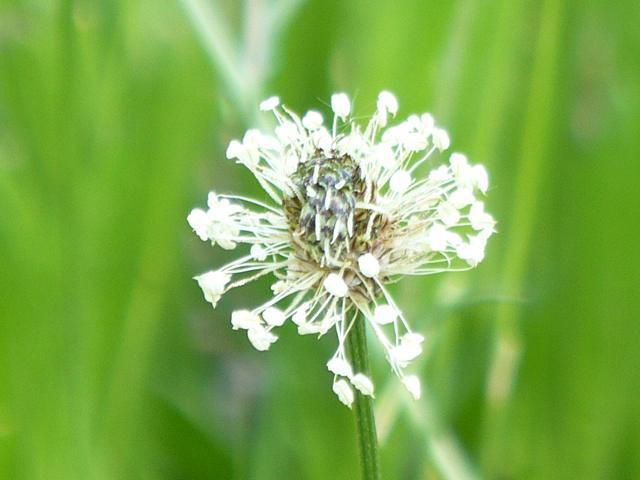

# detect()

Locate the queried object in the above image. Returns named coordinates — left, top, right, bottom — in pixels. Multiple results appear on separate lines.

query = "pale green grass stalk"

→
left=181, top=0, right=250, bottom=116
left=481, top=0, right=564, bottom=473
left=376, top=342, right=480, bottom=480
left=411, top=396, right=480, bottom=480
left=485, top=0, right=564, bottom=407
left=181, top=0, right=304, bottom=124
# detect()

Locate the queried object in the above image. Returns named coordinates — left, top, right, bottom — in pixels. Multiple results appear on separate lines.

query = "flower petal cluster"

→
left=189, top=92, right=495, bottom=407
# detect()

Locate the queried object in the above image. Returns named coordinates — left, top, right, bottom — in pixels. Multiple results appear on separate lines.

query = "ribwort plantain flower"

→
left=189, top=92, right=495, bottom=407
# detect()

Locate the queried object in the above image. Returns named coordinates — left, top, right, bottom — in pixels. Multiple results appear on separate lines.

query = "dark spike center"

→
left=283, top=152, right=385, bottom=267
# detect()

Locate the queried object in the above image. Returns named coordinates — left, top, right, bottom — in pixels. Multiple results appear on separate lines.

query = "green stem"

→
left=347, top=315, right=381, bottom=480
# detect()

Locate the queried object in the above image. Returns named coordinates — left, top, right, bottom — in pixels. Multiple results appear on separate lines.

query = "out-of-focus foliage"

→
left=0, top=0, right=638, bottom=479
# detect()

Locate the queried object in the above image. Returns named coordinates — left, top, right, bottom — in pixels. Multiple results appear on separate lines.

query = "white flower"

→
left=332, top=379, right=354, bottom=408
left=189, top=92, right=495, bottom=406
left=195, top=271, right=230, bottom=307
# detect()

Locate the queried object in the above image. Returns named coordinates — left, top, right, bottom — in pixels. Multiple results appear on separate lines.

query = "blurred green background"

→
left=1, top=0, right=639, bottom=479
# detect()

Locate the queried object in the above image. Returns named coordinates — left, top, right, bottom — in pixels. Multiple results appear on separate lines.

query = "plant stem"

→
left=347, top=315, right=381, bottom=480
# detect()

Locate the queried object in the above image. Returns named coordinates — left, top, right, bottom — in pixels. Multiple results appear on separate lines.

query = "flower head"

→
left=189, top=91, right=495, bottom=406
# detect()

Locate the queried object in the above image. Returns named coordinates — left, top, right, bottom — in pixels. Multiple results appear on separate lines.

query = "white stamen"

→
left=327, top=357, right=353, bottom=378
left=195, top=271, right=230, bottom=308
left=302, top=110, right=324, bottom=130
left=332, top=379, right=354, bottom=408
left=292, top=303, right=310, bottom=325
left=358, top=253, right=380, bottom=278
left=391, top=332, right=425, bottom=366
left=231, top=309, right=261, bottom=330
left=428, top=223, right=448, bottom=252
left=433, top=128, right=450, bottom=151
left=331, top=93, right=351, bottom=119
left=250, top=244, right=268, bottom=261
left=377, top=91, right=398, bottom=116
left=437, top=202, right=460, bottom=226
left=259, top=96, right=280, bottom=111
left=402, top=375, right=421, bottom=400
left=262, top=307, right=286, bottom=327
left=225, top=140, right=243, bottom=160
left=247, top=325, right=278, bottom=351
left=323, top=273, right=349, bottom=297
left=351, top=373, right=375, bottom=396
left=390, top=170, right=412, bottom=193
left=472, top=164, right=489, bottom=193
left=187, top=208, right=210, bottom=241
left=469, top=202, right=496, bottom=231
left=374, top=304, right=397, bottom=325
left=449, top=188, right=475, bottom=209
